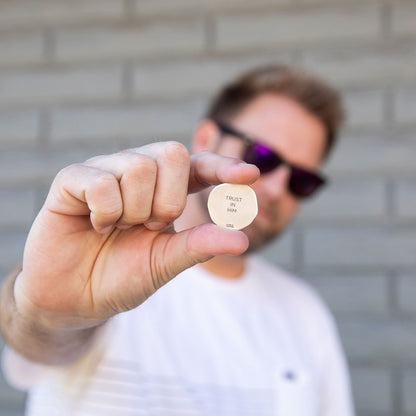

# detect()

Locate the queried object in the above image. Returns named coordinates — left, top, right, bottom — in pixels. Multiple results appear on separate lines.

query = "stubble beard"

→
left=242, top=223, right=281, bottom=254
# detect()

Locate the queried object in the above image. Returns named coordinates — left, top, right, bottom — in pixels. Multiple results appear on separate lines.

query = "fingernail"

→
left=145, top=221, right=167, bottom=231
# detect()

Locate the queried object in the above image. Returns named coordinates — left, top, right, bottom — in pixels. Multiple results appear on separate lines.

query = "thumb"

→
left=152, top=223, right=249, bottom=287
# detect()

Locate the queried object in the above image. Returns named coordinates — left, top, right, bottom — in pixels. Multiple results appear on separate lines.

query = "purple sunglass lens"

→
left=243, top=143, right=283, bottom=174
left=289, top=168, right=324, bottom=197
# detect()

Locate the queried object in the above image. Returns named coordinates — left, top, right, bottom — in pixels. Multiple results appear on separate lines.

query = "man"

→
left=0, top=65, right=354, bottom=415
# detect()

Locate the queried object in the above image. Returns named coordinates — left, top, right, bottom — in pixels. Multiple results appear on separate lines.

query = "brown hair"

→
left=206, top=64, right=345, bottom=159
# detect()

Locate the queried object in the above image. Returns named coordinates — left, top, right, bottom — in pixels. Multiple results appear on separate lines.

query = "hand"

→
left=14, top=142, right=259, bottom=330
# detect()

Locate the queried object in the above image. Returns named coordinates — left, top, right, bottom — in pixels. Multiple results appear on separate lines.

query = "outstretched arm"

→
left=0, top=142, right=259, bottom=366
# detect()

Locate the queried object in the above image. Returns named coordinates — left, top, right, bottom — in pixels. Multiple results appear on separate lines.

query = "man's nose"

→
left=255, top=165, right=291, bottom=199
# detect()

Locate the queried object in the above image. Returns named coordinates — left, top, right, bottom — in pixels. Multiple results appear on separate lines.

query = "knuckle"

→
left=84, top=155, right=104, bottom=166
left=130, top=154, right=157, bottom=177
left=161, top=141, right=190, bottom=166
left=92, top=172, right=117, bottom=190
left=117, top=153, right=157, bottom=184
left=56, top=163, right=80, bottom=179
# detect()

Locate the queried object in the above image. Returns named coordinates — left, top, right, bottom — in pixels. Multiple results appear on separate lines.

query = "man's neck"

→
left=199, top=254, right=247, bottom=279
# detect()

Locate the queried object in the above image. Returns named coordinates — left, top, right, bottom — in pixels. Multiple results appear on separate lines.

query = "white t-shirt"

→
left=2, top=256, right=354, bottom=416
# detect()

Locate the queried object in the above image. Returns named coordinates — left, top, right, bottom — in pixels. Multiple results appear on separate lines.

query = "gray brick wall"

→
left=0, top=1, right=415, bottom=415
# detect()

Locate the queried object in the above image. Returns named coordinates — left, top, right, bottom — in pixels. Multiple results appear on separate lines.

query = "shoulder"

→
left=251, top=256, right=324, bottom=303
left=251, top=255, right=337, bottom=329
left=252, top=256, right=346, bottom=365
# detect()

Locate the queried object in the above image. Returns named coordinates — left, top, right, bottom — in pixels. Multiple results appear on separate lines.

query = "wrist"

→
left=13, top=270, right=107, bottom=333
left=1, top=265, right=105, bottom=365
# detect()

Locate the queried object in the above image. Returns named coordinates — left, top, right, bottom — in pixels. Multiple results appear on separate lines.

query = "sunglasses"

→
left=215, top=121, right=327, bottom=198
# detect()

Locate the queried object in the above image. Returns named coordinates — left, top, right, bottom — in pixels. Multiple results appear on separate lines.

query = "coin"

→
left=207, top=183, right=258, bottom=230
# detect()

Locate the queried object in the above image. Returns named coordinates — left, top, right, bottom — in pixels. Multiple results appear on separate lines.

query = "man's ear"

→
left=191, top=119, right=221, bottom=154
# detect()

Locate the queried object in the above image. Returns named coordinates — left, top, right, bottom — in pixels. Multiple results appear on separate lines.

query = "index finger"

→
left=188, top=151, right=260, bottom=193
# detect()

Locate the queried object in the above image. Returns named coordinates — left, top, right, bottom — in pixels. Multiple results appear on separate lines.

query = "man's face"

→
left=206, top=93, right=327, bottom=252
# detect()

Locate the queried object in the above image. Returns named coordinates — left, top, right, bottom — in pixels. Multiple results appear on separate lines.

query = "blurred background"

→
left=0, top=0, right=415, bottom=415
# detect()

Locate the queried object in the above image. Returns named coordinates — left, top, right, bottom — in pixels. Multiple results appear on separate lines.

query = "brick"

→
left=0, top=411, right=24, bottom=416
left=0, top=110, right=39, bottom=144
left=0, top=0, right=123, bottom=29
left=397, top=275, right=416, bottom=314
left=339, top=318, right=416, bottom=364
left=0, top=148, right=111, bottom=187
left=303, top=44, right=416, bottom=88
left=260, top=229, right=295, bottom=270
left=0, top=150, right=56, bottom=187
left=0, top=268, right=8, bottom=280
left=327, top=138, right=416, bottom=176
left=0, top=189, right=37, bottom=227
left=55, top=20, right=205, bottom=63
left=350, top=367, right=392, bottom=415
left=0, top=66, right=122, bottom=106
left=343, top=89, right=385, bottom=129
left=134, top=0, right=290, bottom=16
left=396, top=180, right=416, bottom=220
left=133, top=59, right=243, bottom=99
left=50, top=100, right=205, bottom=143
left=0, top=231, right=26, bottom=270
left=305, top=273, right=389, bottom=314
left=216, top=4, right=380, bottom=51
left=403, top=370, right=416, bottom=414
left=300, top=0, right=377, bottom=3
left=299, top=178, right=386, bottom=222
left=133, top=54, right=293, bottom=99
left=392, top=1, right=416, bottom=37
left=304, top=226, right=416, bottom=268
left=394, top=88, right=416, bottom=125
left=0, top=32, right=43, bottom=66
